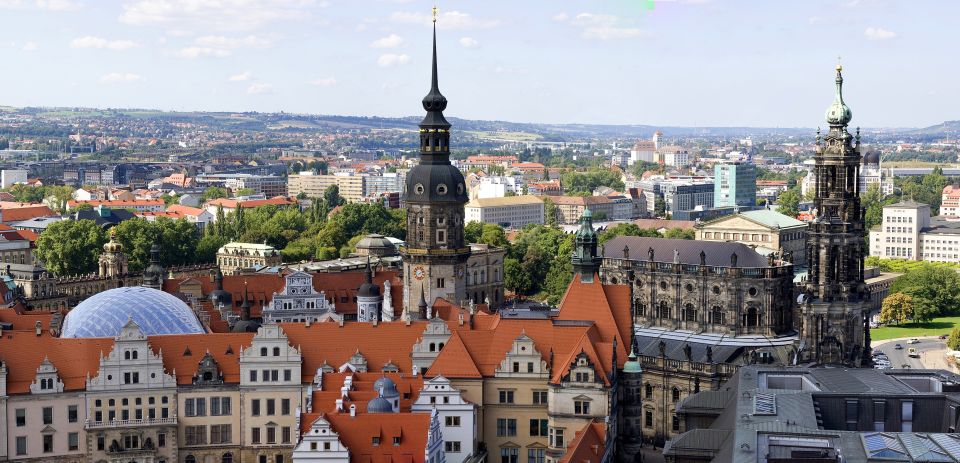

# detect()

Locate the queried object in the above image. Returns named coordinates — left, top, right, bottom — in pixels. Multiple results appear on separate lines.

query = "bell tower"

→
left=400, top=7, right=470, bottom=315
left=800, top=64, right=870, bottom=366
left=571, top=208, right=600, bottom=281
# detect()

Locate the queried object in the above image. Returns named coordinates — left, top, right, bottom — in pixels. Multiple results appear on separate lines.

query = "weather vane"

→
left=432, top=5, right=438, bottom=23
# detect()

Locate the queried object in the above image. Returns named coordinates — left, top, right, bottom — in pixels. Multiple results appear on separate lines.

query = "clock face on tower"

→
left=414, top=266, right=426, bottom=280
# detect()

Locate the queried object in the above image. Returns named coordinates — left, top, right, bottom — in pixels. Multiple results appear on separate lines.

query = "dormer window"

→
left=393, top=437, right=401, bottom=446
left=372, top=437, right=381, bottom=446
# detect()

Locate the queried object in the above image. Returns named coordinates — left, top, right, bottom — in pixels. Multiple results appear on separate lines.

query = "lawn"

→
left=871, top=316, right=960, bottom=341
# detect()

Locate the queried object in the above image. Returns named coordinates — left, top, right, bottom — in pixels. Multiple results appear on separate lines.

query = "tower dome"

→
left=367, top=395, right=394, bottom=413
left=862, top=151, right=880, bottom=165
left=825, top=64, right=853, bottom=126
left=61, top=287, right=204, bottom=338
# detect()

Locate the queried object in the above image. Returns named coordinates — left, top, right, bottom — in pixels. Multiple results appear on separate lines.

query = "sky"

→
left=0, top=0, right=955, bottom=128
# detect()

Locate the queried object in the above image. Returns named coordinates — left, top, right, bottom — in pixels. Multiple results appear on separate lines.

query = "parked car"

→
left=908, top=338, right=920, bottom=344
left=894, top=344, right=903, bottom=350
left=908, top=348, right=920, bottom=358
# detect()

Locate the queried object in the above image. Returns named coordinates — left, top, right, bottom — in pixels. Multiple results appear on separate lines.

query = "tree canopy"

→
left=35, top=220, right=108, bottom=275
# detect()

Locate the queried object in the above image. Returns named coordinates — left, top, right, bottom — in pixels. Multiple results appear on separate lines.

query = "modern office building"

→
left=713, top=162, right=756, bottom=208
left=464, top=196, right=544, bottom=228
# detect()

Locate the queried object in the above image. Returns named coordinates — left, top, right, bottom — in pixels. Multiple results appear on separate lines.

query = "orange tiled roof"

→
left=299, top=413, right=430, bottom=463
left=0, top=332, right=112, bottom=394
left=559, top=421, right=607, bottom=463
left=310, top=372, right=423, bottom=414
left=556, top=273, right=631, bottom=362
left=205, top=196, right=297, bottom=209
left=148, top=332, right=255, bottom=385
left=0, top=203, right=56, bottom=222
left=0, top=307, right=54, bottom=331
left=166, top=204, right=206, bottom=216
left=68, top=199, right=164, bottom=208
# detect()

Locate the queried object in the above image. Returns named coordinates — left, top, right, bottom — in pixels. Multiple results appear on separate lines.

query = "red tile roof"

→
left=67, top=199, right=164, bottom=208
left=0, top=202, right=57, bottom=222
left=205, top=196, right=297, bottom=209
left=299, top=413, right=431, bottom=463
left=559, top=421, right=607, bottom=463
left=148, top=332, right=255, bottom=385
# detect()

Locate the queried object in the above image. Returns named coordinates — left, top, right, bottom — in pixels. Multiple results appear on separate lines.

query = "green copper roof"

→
left=740, top=209, right=806, bottom=229
left=623, top=347, right=642, bottom=374
left=825, top=64, right=853, bottom=126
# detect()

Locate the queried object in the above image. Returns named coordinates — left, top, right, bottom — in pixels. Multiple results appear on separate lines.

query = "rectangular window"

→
left=672, top=415, right=680, bottom=432
left=282, top=399, right=291, bottom=415
left=271, top=370, right=279, bottom=381
left=447, top=441, right=462, bottom=453
left=645, top=411, right=653, bottom=427
left=437, top=278, right=445, bottom=288
left=68, top=405, right=78, bottom=423
left=15, top=408, right=25, bottom=426
left=574, top=401, right=590, bottom=415
left=283, top=426, right=291, bottom=444
left=533, top=391, right=548, bottom=405
left=185, top=398, right=195, bottom=417
left=528, top=448, right=545, bottom=463
left=284, top=369, right=292, bottom=381
left=16, top=436, right=26, bottom=456
left=267, top=427, right=277, bottom=444
left=252, top=399, right=261, bottom=416
left=185, top=425, right=207, bottom=446
left=221, top=397, right=232, bottom=416
left=873, top=401, right=886, bottom=432
left=902, top=401, right=914, bottom=432
left=846, top=400, right=859, bottom=431
left=211, top=397, right=220, bottom=416
left=43, top=434, right=53, bottom=453
left=97, top=435, right=105, bottom=451
left=550, top=428, right=564, bottom=448
left=267, top=399, right=276, bottom=416
left=68, top=432, right=79, bottom=451
left=252, top=427, right=261, bottom=444
left=196, top=398, right=206, bottom=416
left=445, top=416, right=461, bottom=427
left=530, top=419, right=548, bottom=437
left=250, top=370, right=257, bottom=382
left=499, top=390, right=514, bottom=404
left=158, top=433, right=166, bottom=447
left=211, top=424, right=232, bottom=444
left=497, top=418, right=517, bottom=436
left=43, top=406, right=53, bottom=424
left=500, top=447, right=519, bottom=463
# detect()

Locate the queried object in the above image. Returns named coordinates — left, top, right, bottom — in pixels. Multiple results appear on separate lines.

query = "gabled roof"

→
left=425, top=331, right=481, bottom=379
left=299, top=413, right=430, bottom=463
left=602, top=236, right=769, bottom=267
left=206, top=196, right=297, bottom=209
left=0, top=203, right=57, bottom=222
left=556, top=273, right=630, bottom=362
left=559, top=421, right=607, bottom=463
left=0, top=331, right=111, bottom=394
left=148, top=332, right=255, bottom=385
left=310, top=372, right=423, bottom=414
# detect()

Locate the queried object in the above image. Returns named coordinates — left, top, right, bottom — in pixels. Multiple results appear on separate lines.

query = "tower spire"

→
left=431, top=5, right=439, bottom=94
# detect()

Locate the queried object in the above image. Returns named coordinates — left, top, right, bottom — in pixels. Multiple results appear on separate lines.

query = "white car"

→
left=907, top=338, right=920, bottom=344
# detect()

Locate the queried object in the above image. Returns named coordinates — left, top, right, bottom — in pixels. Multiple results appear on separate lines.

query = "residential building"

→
left=66, top=199, right=165, bottom=212
left=204, top=197, right=298, bottom=217
left=549, top=195, right=638, bottom=224
left=464, top=196, right=544, bottom=228
left=942, top=184, right=960, bottom=217
left=695, top=209, right=808, bottom=265
left=287, top=173, right=402, bottom=203
left=868, top=201, right=928, bottom=260
left=713, top=162, right=756, bottom=208
left=217, top=242, right=282, bottom=275
left=0, top=169, right=27, bottom=189
left=469, top=175, right=523, bottom=199
left=0, top=202, right=57, bottom=224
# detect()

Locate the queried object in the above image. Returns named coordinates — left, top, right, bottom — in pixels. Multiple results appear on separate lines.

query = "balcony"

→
left=85, top=417, right=177, bottom=429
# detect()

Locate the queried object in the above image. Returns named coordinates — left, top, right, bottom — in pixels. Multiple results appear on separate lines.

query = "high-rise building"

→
left=400, top=19, right=471, bottom=316
left=799, top=64, right=871, bottom=366
left=713, top=161, right=756, bottom=208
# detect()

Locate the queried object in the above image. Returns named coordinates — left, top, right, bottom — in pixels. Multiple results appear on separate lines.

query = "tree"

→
left=504, top=257, right=534, bottom=296
left=948, top=327, right=960, bottom=351
left=196, top=234, right=230, bottom=263
left=598, top=223, right=659, bottom=245
left=113, top=217, right=200, bottom=270
left=543, top=198, right=558, bottom=227
left=163, top=193, right=180, bottom=206
left=891, top=263, right=960, bottom=318
left=662, top=228, right=695, bottom=240
left=654, top=197, right=666, bottom=217
left=234, top=188, right=256, bottom=197
left=559, top=169, right=625, bottom=195
left=776, top=188, right=800, bottom=218
left=201, top=186, right=228, bottom=203
left=879, top=292, right=913, bottom=325
left=323, top=185, right=344, bottom=208
left=34, top=220, right=108, bottom=275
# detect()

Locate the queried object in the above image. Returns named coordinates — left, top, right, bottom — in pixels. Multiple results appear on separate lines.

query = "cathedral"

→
left=798, top=63, right=871, bottom=366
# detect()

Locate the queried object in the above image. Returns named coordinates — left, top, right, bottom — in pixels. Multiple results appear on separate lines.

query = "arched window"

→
left=125, top=351, right=130, bottom=360
left=429, top=343, right=436, bottom=352
left=636, top=302, right=646, bottom=317
left=222, top=453, right=233, bottom=463
left=742, top=307, right=759, bottom=328
left=710, top=306, right=724, bottom=325
left=658, top=301, right=670, bottom=319
left=672, top=387, right=680, bottom=403
left=185, top=456, right=196, bottom=463
left=260, top=347, right=268, bottom=356
left=273, top=347, right=280, bottom=357
left=645, top=383, right=653, bottom=399
left=684, top=303, right=696, bottom=322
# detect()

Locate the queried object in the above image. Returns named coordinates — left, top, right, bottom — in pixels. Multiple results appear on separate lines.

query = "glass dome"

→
left=61, top=286, right=205, bottom=338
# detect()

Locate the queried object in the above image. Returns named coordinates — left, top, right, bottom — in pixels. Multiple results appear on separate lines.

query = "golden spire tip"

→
left=432, top=5, right=438, bottom=23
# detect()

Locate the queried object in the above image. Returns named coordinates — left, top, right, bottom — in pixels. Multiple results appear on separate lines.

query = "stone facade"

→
left=263, top=271, right=340, bottom=324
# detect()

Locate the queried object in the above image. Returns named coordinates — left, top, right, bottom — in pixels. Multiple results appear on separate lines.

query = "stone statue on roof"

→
left=673, top=249, right=680, bottom=264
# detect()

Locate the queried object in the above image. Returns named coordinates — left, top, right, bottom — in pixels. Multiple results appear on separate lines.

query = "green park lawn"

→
left=871, top=316, right=960, bottom=341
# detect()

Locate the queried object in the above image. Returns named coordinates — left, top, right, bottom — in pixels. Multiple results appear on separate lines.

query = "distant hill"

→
left=910, top=120, right=960, bottom=136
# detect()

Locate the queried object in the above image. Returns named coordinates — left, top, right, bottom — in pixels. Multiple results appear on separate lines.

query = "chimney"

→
left=458, top=311, right=464, bottom=326
left=335, top=398, right=344, bottom=412
left=305, top=318, right=311, bottom=328
left=349, top=404, right=357, bottom=417
left=35, top=320, right=42, bottom=337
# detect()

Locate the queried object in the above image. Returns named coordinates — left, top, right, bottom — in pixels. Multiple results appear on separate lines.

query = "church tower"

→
left=799, top=64, right=870, bottom=366
left=401, top=7, right=470, bottom=315
left=571, top=208, right=600, bottom=281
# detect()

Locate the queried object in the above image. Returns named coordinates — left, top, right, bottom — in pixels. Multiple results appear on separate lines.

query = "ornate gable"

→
left=193, top=352, right=223, bottom=385
left=87, top=320, right=177, bottom=391
left=29, top=357, right=64, bottom=394
left=495, top=332, right=549, bottom=379
left=563, top=351, right=600, bottom=385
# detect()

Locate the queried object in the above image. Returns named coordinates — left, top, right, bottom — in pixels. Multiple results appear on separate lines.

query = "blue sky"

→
left=0, top=0, right=954, bottom=128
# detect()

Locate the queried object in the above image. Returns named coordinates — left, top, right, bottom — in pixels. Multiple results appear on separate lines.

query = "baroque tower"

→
left=401, top=8, right=470, bottom=316
left=571, top=208, right=601, bottom=281
left=799, top=64, right=870, bottom=366
left=98, top=230, right=128, bottom=277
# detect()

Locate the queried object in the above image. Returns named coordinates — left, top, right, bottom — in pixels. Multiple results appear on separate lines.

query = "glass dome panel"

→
left=61, top=286, right=204, bottom=338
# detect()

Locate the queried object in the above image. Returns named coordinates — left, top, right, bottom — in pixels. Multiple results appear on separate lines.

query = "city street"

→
left=872, top=337, right=950, bottom=369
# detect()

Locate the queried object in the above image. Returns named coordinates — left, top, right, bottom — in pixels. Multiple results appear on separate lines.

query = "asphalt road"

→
left=872, top=337, right=946, bottom=369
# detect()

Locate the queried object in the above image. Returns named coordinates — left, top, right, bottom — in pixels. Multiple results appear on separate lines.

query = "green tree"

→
left=113, top=217, right=199, bottom=270
left=196, top=234, right=230, bottom=263
left=163, top=193, right=180, bottom=206
left=948, top=327, right=960, bottom=351
left=504, top=257, right=534, bottom=296
left=654, top=197, right=666, bottom=217
left=662, top=228, right=695, bottom=240
left=879, top=292, right=913, bottom=325
left=234, top=188, right=257, bottom=197
left=891, top=263, right=960, bottom=318
left=543, top=198, right=558, bottom=227
left=776, top=188, right=801, bottom=218
left=201, top=186, right=228, bottom=203
left=34, top=220, right=108, bottom=275
left=559, top=169, right=625, bottom=195
left=324, top=185, right=344, bottom=208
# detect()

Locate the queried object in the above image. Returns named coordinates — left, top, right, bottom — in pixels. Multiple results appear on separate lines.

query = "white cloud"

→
left=194, top=35, right=271, bottom=49
left=120, top=0, right=316, bottom=31
left=228, top=71, right=252, bottom=82
left=552, top=12, right=569, bottom=22
left=246, top=83, right=273, bottom=94
left=377, top=53, right=409, bottom=67
left=176, top=47, right=231, bottom=58
left=310, top=77, right=337, bottom=86
left=100, top=72, right=143, bottom=83
left=20, top=41, right=38, bottom=51
left=865, top=26, right=896, bottom=40
left=70, top=36, right=139, bottom=50
left=390, top=10, right=500, bottom=30
left=34, top=0, right=79, bottom=10
left=370, top=34, right=404, bottom=48
left=459, top=37, right=478, bottom=48
left=567, top=13, right=649, bottom=41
